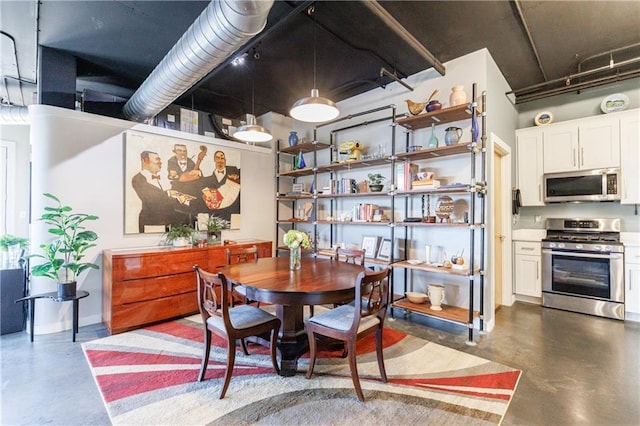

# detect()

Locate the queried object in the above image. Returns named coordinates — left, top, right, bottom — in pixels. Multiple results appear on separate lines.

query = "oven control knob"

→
left=558, top=243, right=565, bottom=248
left=603, top=246, right=610, bottom=252
left=549, top=242, right=556, bottom=248
left=575, top=244, right=583, bottom=250
left=594, top=246, right=602, bottom=251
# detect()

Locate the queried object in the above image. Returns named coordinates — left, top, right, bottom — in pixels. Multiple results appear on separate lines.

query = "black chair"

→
left=305, top=268, right=391, bottom=401
left=194, top=265, right=280, bottom=399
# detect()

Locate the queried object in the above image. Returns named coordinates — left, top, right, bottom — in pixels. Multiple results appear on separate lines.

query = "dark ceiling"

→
left=2, top=1, right=640, bottom=121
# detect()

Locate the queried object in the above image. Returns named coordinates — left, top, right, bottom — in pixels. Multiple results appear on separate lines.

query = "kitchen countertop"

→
left=621, top=232, right=640, bottom=246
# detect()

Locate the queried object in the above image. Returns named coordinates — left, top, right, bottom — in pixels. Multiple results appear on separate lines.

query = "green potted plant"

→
left=165, top=224, right=196, bottom=247
left=29, top=193, right=99, bottom=299
left=207, top=216, right=229, bottom=245
left=0, top=234, right=29, bottom=268
left=367, top=173, right=386, bottom=192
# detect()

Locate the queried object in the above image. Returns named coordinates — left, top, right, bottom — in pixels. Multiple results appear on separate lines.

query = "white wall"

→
left=514, top=77, right=640, bottom=232
left=28, top=105, right=275, bottom=334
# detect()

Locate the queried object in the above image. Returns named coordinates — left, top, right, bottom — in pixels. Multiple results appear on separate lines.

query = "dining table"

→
left=219, top=256, right=366, bottom=376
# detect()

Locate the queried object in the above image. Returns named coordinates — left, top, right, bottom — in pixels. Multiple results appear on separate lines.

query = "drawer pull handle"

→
left=521, top=247, right=535, bottom=251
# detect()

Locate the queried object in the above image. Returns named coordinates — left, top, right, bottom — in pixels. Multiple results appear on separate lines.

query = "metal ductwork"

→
left=0, top=105, right=29, bottom=124
left=122, top=0, right=274, bottom=122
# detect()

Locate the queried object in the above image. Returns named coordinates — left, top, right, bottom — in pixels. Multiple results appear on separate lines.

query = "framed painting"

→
left=361, top=235, right=379, bottom=258
left=377, top=238, right=392, bottom=261
left=124, top=130, right=241, bottom=234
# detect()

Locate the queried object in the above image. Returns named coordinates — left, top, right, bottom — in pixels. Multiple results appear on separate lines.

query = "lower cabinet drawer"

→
left=114, top=272, right=195, bottom=305
left=109, top=291, right=198, bottom=334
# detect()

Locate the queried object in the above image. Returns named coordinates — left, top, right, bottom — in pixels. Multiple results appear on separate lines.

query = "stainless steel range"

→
left=542, top=218, right=624, bottom=320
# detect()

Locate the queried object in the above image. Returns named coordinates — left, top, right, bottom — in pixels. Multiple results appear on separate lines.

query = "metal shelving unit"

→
left=391, top=84, right=487, bottom=345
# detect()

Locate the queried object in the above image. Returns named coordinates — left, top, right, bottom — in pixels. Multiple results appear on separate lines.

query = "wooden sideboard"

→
left=102, top=240, right=272, bottom=334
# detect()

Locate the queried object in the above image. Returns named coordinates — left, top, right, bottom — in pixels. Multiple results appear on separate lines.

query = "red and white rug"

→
left=83, top=315, right=521, bottom=425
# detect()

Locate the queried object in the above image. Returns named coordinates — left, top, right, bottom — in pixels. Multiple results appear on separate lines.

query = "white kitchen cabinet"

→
left=516, top=128, right=544, bottom=206
left=578, top=115, right=620, bottom=170
left=625, top=245, right=640, bottom=321
left=514, top=241, right=541, bottom=298
left=620, top=109, right=640, bottom=205
left=542, top=115, right=620, bottom=174
left=543, top=123, right=578, bottom=173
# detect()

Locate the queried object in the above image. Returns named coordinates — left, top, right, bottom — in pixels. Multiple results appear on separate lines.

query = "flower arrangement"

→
left=283, top=229, right=310, bottom=249
left=208, top=216, right=230, bottom=232
left=283, top=230, right=310, bottom=270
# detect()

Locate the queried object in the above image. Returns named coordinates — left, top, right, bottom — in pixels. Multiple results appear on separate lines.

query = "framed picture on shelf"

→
left=377, top=238, right=392, bottom=261
left=361, top=235, right=379, bottom=258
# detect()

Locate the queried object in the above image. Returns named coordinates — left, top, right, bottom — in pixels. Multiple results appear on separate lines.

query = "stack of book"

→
left=351, top=203, right=383, bottom=222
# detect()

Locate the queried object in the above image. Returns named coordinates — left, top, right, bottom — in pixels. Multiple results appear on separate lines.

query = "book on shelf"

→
left=411, top=179, right=441, bottom=190
left=395, top=162, right=419, bottom=191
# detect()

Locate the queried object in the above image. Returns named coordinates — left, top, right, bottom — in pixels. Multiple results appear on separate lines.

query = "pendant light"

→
left=233, top=65, right=273, bottom=144
left=289, top=6, right=339, bottom=123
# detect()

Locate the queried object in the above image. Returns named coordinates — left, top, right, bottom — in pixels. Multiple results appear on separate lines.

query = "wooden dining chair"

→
left=194, top=265, right=280, bottom=399
left=225, top=245, right=259, bottom=306
left=305, top=267, right=391, bottom=402
left=334, top=247, right=366, bottom=266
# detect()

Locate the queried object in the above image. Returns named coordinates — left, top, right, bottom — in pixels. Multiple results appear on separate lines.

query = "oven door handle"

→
left=542, top=249, right=623, bottom=260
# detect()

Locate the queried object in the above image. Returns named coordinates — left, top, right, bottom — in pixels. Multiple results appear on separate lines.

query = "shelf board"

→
left=278, top=168, right=315, bottom=178
left=317, top=191, right=389, bottom=198
left=396, top=186, right=470, bottom=196
left=316, top=157, right=392, bottom=173
left=395, top=142, right=472, bottom=161
left=317, top=220, right=391, bottom=226
left=277, top=194, right=314, bottom=200
left=279, top=141, right=331, bottom=154
left=396, top=104, right=477, bottom=130
left=392, top=297, right=478, bottom=325
left=396, top=221, right=469, bottom=228
left=392, top=260, right=477, bottom=276
left=276, top=219, right=312, bottom=224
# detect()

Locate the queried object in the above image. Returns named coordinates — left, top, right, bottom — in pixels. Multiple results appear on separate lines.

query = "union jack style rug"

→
left=83, top=315, right=521, bottom=425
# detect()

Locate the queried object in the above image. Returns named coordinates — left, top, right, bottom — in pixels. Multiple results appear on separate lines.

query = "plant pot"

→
left=57, top=281, right=77, bottom=299
left=207, top=231, right=222, bottom=245
left=369, top=184, right=384, bottom=192
left=172, top=237, right=191, bottom=247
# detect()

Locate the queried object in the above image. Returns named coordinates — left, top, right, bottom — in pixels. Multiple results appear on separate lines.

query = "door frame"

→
left=484, top=133, right=513, bottom=332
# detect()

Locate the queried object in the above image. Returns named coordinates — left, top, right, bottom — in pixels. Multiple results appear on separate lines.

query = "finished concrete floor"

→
left=1, top=302, right=639, bottom=425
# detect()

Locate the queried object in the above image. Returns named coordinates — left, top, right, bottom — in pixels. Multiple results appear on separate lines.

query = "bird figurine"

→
left=405, top=89, right=439, bottom=116
left=405, top=99, right=427, bottom=115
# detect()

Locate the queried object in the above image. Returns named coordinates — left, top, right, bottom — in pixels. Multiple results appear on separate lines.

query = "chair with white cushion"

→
left=305, top=267, right=391, bottom=401
left=194, top=265, right=280, bottom=399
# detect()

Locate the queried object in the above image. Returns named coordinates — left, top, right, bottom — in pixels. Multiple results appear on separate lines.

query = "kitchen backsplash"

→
left=515, top=203, right=639, bottom=232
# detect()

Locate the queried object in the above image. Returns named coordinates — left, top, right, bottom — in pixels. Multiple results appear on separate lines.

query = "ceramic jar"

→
left=288, top=131, right=299, bottom=147
left=449, top=85, right=467, bottom=107
left=444, top=127, right=463, bottom=146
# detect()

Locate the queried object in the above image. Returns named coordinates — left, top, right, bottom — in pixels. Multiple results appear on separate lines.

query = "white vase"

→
left=449, top=85, right=467, bottom=107
left=428, top=284, right=445, bottom=311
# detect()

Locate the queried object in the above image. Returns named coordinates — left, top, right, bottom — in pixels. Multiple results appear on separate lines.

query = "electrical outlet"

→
left=535, top=215, right=542, bottom=223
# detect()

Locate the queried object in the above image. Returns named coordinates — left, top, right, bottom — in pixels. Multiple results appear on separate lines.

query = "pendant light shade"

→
left=290, top=6, right=339, bottom=123
left=290, top=88, right=339, bottom=123
left=233, top=113, right=273, bottom=143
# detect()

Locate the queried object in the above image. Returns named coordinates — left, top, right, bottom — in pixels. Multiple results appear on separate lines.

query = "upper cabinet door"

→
left=516, top=128, right=544, bottom=206
left=578, top=115, right=620, bottom=170
left=620, top=109, right=640, bottom=204
left=543, top=123, right=578, bottom=173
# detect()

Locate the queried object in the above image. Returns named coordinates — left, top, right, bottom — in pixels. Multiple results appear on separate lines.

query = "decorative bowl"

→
left=426, top=100, right=442, bottom=112
left=406, top=291, right=428, bottom=304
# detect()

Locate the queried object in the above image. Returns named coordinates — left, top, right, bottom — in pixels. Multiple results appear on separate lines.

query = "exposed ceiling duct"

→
left=122, top=0, right=274, bottom=122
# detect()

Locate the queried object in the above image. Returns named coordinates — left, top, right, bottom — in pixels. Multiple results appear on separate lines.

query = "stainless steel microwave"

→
left=543, top=168, right=621, bottom=203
